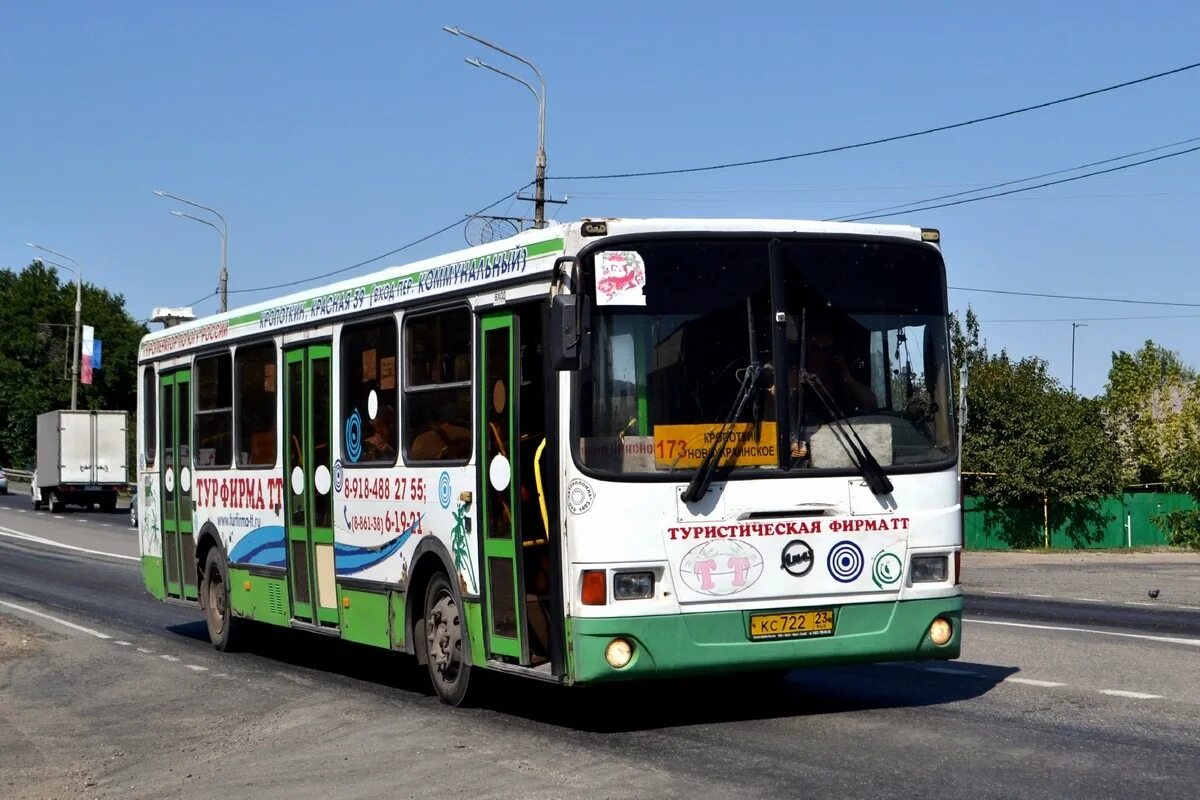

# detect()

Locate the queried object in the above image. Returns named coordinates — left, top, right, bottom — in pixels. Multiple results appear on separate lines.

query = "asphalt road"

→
left=2, top=504, right=1199, bottom=799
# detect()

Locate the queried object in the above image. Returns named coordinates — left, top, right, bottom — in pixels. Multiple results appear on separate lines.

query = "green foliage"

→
left=0, top=261, right=146, bottom=473
left=1154, top=509, right=1200, bottom=550
left=1103, top=340, right=1194, bottom=485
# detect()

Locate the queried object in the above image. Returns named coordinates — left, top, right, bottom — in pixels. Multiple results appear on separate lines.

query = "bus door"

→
left=283, top=344, right=338, bottom=627
left=159, top=369, right=197, bottom=601
left=479, top=307, right=556, bottom=667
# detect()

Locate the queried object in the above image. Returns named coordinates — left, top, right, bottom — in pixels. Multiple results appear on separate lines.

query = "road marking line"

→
left=16, top=509, right=27, bottom=513
left=1004, top=677, right=1067, bottom=688
left=186, top=664, right=208, bottom=672
left=1100, top=689, right=1162, bottom=700
left=160, top=654, right=180, bottom=662
left=136, top=648, right=152, bottom=653
left=0, top=600, right=111, bottom=640
left=114, top=640, right=132, bottom=646
left=0, top=526, right=138, bottom=562
left=1027, top=594, right=1053, bottom=598
left=1072, top=598, right=1103, bottom=603
left=53, top=515, right=65, bottom=520
left=965, top=618, right=1200, bottom=646
left=1124, top=601, right=1157, bottom=607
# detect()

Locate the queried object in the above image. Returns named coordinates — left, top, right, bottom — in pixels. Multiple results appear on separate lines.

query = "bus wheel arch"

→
left=406, top=541, right=479, bottom=705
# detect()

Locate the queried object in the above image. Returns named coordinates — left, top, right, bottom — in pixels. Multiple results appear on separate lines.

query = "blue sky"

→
left=3, top=1, right=1199, bottom=397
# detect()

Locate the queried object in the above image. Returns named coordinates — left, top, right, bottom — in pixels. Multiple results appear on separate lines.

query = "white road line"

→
left=1004, top=677, right=1067, bottom=688
left=114, top=640, right=132, bottom=646
left=16, top=509, right=27, bottom=513
left=1100, top=689, right=1163, bottom=700
left=965, top=617, right=1200, bottom=646
left=0, top=525, right=138, bottom=562
left=1027, top=594, right=1053, bottom=598
left=160, top=654, right=180, bottom=662
left=0, top=600, right=111, bottom=640
left=1125, top=601, right=1157, bottom=607
left=136, top=648, right=152, bottom=654
left=186, top=664, right=208, bottom=672
left=1072, top=598, right=1104, bottom=603
left=53, top=515, right=65, bottom=520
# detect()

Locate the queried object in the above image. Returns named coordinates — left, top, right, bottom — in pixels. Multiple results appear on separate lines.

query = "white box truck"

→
left=32, top=410, right=128, bottom=513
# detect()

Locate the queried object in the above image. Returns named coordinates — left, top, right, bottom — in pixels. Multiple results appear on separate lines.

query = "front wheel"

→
left=202, top=548, right=243, bottom=652
left=423, top=572, right=477, bottom=706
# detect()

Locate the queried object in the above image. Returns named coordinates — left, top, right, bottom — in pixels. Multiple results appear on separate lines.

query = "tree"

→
left=0, top=261, right=147, bottom=473
left=1103, top=340, right=1194, bottom=486
left=956, top=309, right=1122, bottom=547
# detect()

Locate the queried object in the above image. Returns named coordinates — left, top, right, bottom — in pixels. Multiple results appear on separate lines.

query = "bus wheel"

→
left=423, top=572, right=475, bottom=706
left=202, top=548, right=242, bottom=652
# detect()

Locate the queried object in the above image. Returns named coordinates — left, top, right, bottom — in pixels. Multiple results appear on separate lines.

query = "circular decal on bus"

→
left=828, top=541, right=864, bottom=583
left=180, top=467, right=192, bottom=493
left=566, top=479, right=594, bottom=515
left=291, top=466, right=305, bottom=496
left=314, top=465, right=332, bottom=496
left=438, top=471, right=452, bottom=509
left=488, top=455, right=511, bottom=492
left=345, top=409, right=363, bottom=463
left=872, top=551, right=903, bottom=588
left=333, top=460, right=344, bottom=493
left=679, top=539, right=764, bottom=597
left=368, top=389, right=379, bottom=421
left=164, top=467, right=175, bottom=493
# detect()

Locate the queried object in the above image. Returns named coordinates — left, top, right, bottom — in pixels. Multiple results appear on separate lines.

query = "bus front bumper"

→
left=568, top=595, right=962, bottom=684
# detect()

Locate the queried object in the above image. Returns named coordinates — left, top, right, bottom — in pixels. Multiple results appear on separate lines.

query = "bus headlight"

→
left=929, top=617, right=953, bottom=646
left=613, top=571, right=654, bottom=600
left=911, top=555, right=948, bottom=583
left=605, top=638, right=634, bottom=668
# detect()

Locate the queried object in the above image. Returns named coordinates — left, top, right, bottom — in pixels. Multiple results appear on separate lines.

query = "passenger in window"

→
left=409, top=409, right=470, bottom=461
left=363, top=406, right=397, bottom=462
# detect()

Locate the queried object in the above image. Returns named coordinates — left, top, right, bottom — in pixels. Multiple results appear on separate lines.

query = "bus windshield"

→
left=576, top=236, right=954, bottom=477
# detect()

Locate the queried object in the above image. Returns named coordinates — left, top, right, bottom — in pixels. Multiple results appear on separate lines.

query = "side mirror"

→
left=550, top=294, right=581, bottom=370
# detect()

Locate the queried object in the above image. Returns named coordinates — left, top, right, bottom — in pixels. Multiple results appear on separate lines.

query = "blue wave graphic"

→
left=335, top=515, right=421, bottom=575
left=226, top=518, right=419, bottom=576
left=229, top=525, right=287, bottom=568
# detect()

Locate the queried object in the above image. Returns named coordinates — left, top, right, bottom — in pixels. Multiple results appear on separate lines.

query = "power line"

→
left=983, top=314, right=1200, bottom=323
left=830, top=134, right=1200, bottom=221
left=951, top=285, right=1200, bottom=308
left=842, top=143, right=1200, bottom=220
left=228, top=182, right=533, bottom=297
left=550, top=60, right=1200, bottom=181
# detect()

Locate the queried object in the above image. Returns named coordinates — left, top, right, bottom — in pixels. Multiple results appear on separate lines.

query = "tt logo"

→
left=781, top=539, right=814, bottom=577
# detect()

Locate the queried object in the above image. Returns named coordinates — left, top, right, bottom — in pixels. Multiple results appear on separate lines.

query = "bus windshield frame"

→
left=571, top=232, right=956, bottom=482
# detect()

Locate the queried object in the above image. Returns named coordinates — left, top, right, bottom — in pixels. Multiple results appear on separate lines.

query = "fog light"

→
left=613, top=571, right=654, bottom=600
left=929, top=617, right=953, bottom=646
left=604, top=638, right=634, bottom=668
left=911, top=555, right=948, bottom=583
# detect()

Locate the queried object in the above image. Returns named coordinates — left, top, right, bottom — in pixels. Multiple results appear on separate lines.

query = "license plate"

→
left=86, top=485, right=102, bottom=491
left=748, top=609, right=835, bottom=641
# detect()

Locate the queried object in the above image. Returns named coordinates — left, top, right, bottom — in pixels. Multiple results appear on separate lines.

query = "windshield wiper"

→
left=800, top=372, right=894, bottom=496
left=681, top=362, right=762, bottom=504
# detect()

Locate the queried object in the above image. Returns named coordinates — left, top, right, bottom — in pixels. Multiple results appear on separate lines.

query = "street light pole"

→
left=154, top=190, right=229, bottom=311
left=444, top=25, right=548, bottom=228
left=1071, top=322, right=1088, bottom=393
left=27, top=243, right=82, bottom=410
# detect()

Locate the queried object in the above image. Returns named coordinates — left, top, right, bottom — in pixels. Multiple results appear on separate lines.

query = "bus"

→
left=136, top=218, right=962, bottom=705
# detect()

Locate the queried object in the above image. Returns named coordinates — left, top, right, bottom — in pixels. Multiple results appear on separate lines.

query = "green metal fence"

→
left=963, top=492, right=1194, bottom=550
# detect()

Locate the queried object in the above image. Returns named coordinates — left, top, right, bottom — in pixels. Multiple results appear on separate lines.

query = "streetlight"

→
left=154, top=189, right=229, bottom=312
left=1071, top=322, right=1088, bottom=393
left=27, top=243, right=83, bottom=410
left=444, top=25, right=549, bottom=228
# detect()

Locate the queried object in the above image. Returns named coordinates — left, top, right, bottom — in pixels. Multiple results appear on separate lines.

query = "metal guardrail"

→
left=1, top=467, right=33, bottom=482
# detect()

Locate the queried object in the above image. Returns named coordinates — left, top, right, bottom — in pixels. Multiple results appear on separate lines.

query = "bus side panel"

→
left=142, top=557, right=166, bottom=600
left=228, top=567, right=292, bottom=626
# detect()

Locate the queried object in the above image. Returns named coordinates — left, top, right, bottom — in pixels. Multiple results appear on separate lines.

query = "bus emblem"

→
left=780, top=539, right=814, bottom=577
left=679, top=539, right=764, bottom=596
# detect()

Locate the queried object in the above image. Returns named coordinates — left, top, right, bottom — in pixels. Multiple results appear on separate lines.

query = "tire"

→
left=202, top=547, right=242, bottom=652
left=422, top=572, right=478, bottom=706
left=31, top=487, right=41, bottom=510
left=48, top=491, right=62, bottom=514
left=100, top=495, right=117, bottom=514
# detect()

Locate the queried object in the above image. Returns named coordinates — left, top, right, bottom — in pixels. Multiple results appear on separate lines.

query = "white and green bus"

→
left=136, top=218, right=962, bottom=705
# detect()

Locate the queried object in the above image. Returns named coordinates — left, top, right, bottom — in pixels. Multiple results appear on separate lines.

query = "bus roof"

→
left=138, top=217, right=929, bottom=360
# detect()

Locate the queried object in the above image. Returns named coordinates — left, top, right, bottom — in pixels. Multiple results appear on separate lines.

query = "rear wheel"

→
left=423, top=572, right=477, bottom=706
left=31, top=486, right=41, bottom=510
left=202, top=548, right=242, bottom=652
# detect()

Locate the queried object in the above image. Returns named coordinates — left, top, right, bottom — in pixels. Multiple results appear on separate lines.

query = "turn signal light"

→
left=581, top=570, right=607, bottom=605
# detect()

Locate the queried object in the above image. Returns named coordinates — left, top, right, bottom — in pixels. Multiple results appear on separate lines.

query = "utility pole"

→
left=155, top=190, right=229, bottom=311
left=1071, top=322, right=1088, bottom=393
left=444, top=25, right=563, bottom=228
left=27, top=244, right=83, bottom=410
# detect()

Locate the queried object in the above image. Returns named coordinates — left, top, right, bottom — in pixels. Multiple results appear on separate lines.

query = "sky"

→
left=3, top=1, right=1199, bottom=398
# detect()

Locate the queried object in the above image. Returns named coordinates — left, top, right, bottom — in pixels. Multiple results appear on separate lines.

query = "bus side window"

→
left=404, top=308, right=472, bottom=463
left=341, top=317, right=399, bottom=466
left=195, top=352, right=233, bottom=469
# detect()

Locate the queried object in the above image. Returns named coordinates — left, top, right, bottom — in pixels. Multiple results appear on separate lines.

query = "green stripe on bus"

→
left=142, top=556, right=165, bottom=600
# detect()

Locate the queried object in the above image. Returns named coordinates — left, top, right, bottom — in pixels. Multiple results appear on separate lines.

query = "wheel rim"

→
left=426, top=588, right=462, bottom=685
left=206, top=566, right=226, bottom=636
